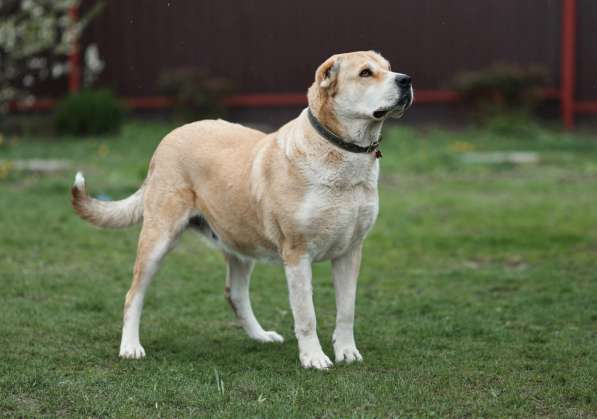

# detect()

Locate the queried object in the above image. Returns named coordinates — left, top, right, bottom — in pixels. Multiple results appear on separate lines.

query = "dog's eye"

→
left=359, top=69, right=372, bottom=78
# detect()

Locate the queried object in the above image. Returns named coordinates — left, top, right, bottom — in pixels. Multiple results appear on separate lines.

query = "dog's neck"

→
left=309, top=106, right=383, bottom=151
left=336, top=112, right=384, bottom=149
left=307, top=102, right=383, bottom=150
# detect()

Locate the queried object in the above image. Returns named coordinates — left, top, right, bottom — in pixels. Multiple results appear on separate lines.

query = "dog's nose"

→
left=395, top=74, right=412, bottom=89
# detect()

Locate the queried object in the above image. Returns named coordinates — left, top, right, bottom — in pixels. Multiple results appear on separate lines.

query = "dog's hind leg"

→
left=119, top=195, right=190, bottom=359
left=224, top=253, right=283, bottom=343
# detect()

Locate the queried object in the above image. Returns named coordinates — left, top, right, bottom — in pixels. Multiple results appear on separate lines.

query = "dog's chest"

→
left=296, top=168, right=379, bottom=261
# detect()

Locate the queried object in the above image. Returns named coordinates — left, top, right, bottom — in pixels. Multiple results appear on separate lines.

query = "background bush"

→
left=453, top=64, right=548, bottom=125
left=159, top=67, right=233, bottom=121
left=54, top=89, right=124, bottom=135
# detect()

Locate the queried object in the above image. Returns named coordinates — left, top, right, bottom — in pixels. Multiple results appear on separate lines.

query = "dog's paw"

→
left=252, top=330, right=284, bottom=343
left=300, top=350, right=333, bottom=370
left=334, top=344, right=363, bottom=364
left=119, top=343, right=146, bottom=359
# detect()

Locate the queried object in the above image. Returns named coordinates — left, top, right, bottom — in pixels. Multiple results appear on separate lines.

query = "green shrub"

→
left=453, top=64, right=548, bottom=123
left=159, top=67, right=233, bottom=121
left=54, top=89, right=125, bottom=135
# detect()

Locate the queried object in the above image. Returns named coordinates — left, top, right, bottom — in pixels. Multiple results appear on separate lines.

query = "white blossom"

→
left=52, top=62, right=66, bottom=79
left=23, top=75, right=34, bottom=87
left=84, top=44, right=104, bottom=86
left=85, top=44, right=104, bottom=73
left=21, top=0, right=35, bottom=11
left=32, top=5, right=44, bottom=18
left=28, top=57, right=47, bottom=70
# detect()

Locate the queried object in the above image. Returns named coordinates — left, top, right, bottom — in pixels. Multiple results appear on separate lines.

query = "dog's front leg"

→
left=331, top=244, right=363, bottom=363
left=284, top=255, right=333, bottom=369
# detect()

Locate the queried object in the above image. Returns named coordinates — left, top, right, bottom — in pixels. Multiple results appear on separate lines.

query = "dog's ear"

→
left=315, top=56, right=340, bottom=90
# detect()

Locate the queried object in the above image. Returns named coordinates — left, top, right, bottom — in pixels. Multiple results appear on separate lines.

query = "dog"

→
left=71, top=51, right=413, bottom=369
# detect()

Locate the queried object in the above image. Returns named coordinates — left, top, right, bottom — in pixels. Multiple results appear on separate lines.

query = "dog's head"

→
left=308, top=51, right=413, bottom=125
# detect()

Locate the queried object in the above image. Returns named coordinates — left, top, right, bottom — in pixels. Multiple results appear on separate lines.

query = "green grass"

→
left=1, top=120, right=597, bottom=417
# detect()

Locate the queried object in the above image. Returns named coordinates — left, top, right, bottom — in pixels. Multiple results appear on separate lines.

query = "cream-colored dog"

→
left=72, top=51, right=413, bottom=369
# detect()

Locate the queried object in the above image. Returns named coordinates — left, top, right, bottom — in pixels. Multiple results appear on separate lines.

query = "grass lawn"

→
left=1, top=120, right=596, bottom=417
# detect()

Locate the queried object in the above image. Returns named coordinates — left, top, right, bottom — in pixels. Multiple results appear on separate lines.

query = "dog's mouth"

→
left=373, top=108, right=392, bottom=119
left=372, top=93, right=412, bottom=120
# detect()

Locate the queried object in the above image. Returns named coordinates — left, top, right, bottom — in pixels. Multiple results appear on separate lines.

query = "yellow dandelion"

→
left=449, top=141, right=475, bottom=153
left=0, top=160, right=13, bottom=179
left=97, top=143, right=110, bottom=157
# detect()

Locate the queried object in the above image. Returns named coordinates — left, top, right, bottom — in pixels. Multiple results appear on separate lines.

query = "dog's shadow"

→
left=143, top=326, right=300, bottom=369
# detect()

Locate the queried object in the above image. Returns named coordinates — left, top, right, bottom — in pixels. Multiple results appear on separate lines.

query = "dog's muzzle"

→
left=372, top=82, right=413, bottom=119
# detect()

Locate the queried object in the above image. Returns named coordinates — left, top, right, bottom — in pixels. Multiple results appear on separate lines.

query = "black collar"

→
left=307, top=108, right=383, bottom=158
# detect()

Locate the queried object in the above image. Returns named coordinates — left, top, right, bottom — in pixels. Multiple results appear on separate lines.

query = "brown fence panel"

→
left=576, top=0, right=597, bottom=101
left=76, top=0, right=593, bottom=101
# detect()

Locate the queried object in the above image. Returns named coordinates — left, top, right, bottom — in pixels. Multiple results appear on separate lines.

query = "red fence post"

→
left=68, top=5, right=81, bottom=93
left=561, top=0, right=576, bottom=129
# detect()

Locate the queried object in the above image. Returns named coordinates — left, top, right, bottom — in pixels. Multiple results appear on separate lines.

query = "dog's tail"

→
left=71, top=172, right=144, bottom=228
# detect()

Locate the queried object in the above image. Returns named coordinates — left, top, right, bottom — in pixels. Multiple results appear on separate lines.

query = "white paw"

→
left=251, top=330, right=284, bottom=343
left=334, top=345, right=363, bottom=363
left=119, top=343, right=146, bottom=359
left=300, top=350, right=333, bottom=370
